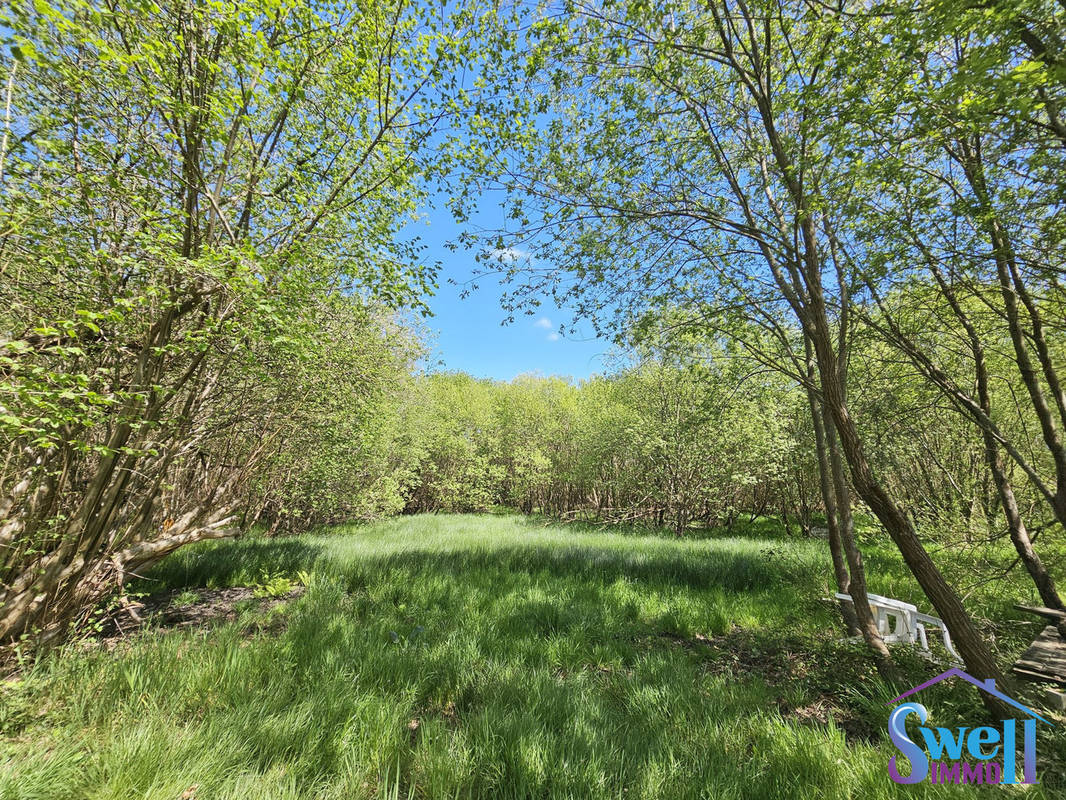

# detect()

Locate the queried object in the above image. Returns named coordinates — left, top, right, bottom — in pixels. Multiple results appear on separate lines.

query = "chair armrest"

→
left=915, top=612, right=945, bottom=626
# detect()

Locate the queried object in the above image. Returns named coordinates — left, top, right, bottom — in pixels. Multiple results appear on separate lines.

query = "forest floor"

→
left=1, top=513, right=1062, bottom=799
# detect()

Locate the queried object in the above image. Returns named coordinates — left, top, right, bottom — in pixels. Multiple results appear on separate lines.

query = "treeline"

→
left=398, top=358, right=794, bottom=530
left=394, top=309, right=1066, bottom=556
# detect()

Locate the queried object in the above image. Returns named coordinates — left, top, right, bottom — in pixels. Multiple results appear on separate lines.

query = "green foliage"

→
left=251, top=570, right=297, bottom=599
left=0, top=0, right=489, bottom=644
left=396, top=340, right=798, bottom=530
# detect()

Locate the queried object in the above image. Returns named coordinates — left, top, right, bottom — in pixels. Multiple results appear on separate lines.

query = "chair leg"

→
left=875, top=607, right=889, bottom=636
left=940, top=627, right=962, bottom=662
left=905, top=613, right=918, bottom=644
left=916, top=623, right=929, bottom=651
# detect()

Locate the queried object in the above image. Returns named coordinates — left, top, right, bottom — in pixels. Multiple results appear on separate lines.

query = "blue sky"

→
left=407, top=199, right=611, bottom=382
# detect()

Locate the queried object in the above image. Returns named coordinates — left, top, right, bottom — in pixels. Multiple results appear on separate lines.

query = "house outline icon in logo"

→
left=887, top=667, right=1053, bottom=726
left=886, top=667, right=1053, bottom=785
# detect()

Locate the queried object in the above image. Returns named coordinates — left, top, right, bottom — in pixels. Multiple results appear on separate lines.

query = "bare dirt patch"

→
left=94, top=586, right=305, bottom=643
left=645, top=625, right=879, bottom=744
left=775, top=695, right=876, bottom=744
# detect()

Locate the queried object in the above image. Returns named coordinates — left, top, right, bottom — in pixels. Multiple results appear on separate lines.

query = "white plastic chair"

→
left=834, top=592, right=962, bottom=662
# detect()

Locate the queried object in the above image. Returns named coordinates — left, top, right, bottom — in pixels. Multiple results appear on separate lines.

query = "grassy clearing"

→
left=1, top=514, right=1061, bottom=799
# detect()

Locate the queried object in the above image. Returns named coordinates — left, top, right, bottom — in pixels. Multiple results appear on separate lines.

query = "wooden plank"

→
left=1012, top=625, right=1066, bottom=686
left=1012, top=666, right=1066, bottom=688
left=1014, top=604, right=1066, bottom=623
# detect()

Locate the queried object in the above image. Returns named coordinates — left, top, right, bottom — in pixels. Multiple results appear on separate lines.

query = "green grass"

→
left=0, top=514, right=1061, bottom=799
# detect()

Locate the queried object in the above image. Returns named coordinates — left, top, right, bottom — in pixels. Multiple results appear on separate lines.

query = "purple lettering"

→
left=962, top=762, right=984, bottom=784
left=986, top=762, right=1002, bottom=784
left=939, top=762, right=960, bottom=784
left=1023, top=718, right=1037, bottom=784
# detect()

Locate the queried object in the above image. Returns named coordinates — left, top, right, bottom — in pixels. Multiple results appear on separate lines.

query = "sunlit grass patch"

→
left=1, top=514, right=1051, bottom=799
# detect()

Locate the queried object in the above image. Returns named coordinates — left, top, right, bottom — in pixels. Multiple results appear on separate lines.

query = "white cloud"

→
left=534, top=317, right=552, bottom=330
left=489, top=246, right=530, bottom=264
left=547, top=332, right=561, bottom=342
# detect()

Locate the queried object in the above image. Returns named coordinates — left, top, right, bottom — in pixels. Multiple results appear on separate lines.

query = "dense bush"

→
left=398, top=349, right=797, bottom=531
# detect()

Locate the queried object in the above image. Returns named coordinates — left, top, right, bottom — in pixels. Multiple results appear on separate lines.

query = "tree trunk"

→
left=986, top=439, right=1063, bottom=609
left=808, top=312, right=1013, bottom=715
left=805, top=352, right=862, bottom=637
left=932, top=264, right=1063, bottom=610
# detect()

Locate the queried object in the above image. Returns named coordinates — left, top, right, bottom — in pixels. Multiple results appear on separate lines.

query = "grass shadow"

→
left=134, top=535, right=326, bottom=593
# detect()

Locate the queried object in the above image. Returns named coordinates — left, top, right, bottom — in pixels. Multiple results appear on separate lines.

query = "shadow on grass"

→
left=518, top=512, right=810, bottom=542
left=334, top=539, right=808, bottom=596
left=136, top=535, right=327, bottom=592
left=141, top=522, right=817, bottom=598
left=16, top=517, right=1061, bottom=800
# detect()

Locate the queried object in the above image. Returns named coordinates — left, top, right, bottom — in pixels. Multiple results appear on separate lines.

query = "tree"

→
left=826, top=0, right=1066, bottom=609
left=460, top=0, right=1030, bottom=694
left=0, top=0, right=484, bottom=645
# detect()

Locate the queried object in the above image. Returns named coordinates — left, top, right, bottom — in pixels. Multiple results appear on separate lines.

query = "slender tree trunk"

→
left=805, top=348, right=861, bottom=636
left=805, top=338, right=897, bottom=677
left=773, top=119, right=1009, bottom=707
left=986, top=437, right=1062, bottom=609
left=957, top=139, right=1066, bottom=528
left=932, top=266, right=1065, bottom=610
left=823, top=401, right=901, bottom=679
